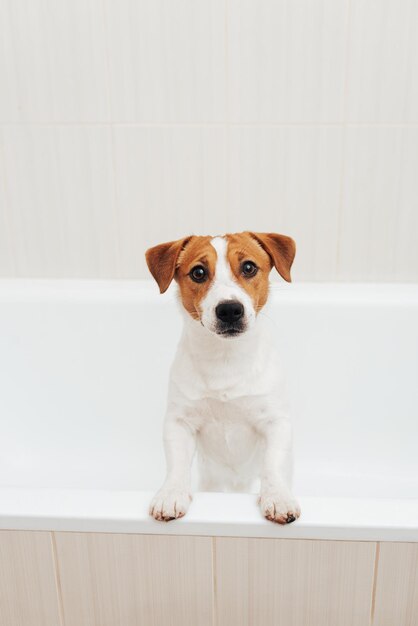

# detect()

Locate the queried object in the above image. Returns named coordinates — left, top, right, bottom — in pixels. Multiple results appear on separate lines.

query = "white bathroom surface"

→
left=0, top=488, right=417, bottom=542
left=0, top=280, right=417, bottom=541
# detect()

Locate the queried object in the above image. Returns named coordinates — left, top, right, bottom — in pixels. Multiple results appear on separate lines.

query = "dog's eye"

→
left=190, top=265, right=207, bottom=283
left=242, top=261, right=258, bottom=277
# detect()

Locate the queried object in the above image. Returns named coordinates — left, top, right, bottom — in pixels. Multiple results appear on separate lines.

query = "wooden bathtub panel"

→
left=0, top=530, right=62, bottom=626
left=373, top=542, right=418, bottom=626
left=54, top=531, right=214, bottom=626
left=215, top=537, right=376, bottom=626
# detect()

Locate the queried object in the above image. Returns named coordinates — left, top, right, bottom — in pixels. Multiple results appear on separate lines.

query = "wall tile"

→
left=1, top=125, right=119, bottom=277
left=0, top=0, right=109, bottom=122
left=113, top=125, right=227, bottom=276
left=373, top=542, right=418, bottom=626
left=338, top=127, right=403, bottom=281
left=227, top=0, right=348, bottom=123
left=0, top=530, right=61, bottom=626
left=104, top=0, right=226, bottom=122
left=0, top=1, right=417, bottom=282
left=0, top=139, right=16, bottom=276
left=55, top=531, right=213, bottom=626
left=228, top=126, right=343, bottom=280
left=215, top=537, right=375, bottom=626
left=394, top=128, right=418, bottom=280
left=346, top=0, right=418, bottom=123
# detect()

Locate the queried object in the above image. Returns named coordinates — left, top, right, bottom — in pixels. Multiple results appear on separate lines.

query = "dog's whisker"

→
left=257, top=309, right=279, bottom=329
left=193, top=303, right=202, bottom=322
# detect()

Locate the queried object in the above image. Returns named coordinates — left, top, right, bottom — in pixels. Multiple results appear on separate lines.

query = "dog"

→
left=145, top=232, right=300, bottom=524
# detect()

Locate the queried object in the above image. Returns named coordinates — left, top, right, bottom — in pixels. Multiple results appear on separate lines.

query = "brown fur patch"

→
left=250, top=232, right=296, bottom=282
left=175, top=236, right=217, bottom=320
left=145, top=236, right=192, bottom=294
left=225, top=233, right=273, bottom=313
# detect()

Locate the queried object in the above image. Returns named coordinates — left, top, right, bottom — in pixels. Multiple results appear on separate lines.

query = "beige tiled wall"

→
left=0, top=0, right=417, bottom=281
left=1, top=530, right=417, bottom=626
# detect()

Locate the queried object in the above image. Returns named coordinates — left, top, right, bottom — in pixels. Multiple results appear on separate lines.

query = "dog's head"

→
left=146, top=232, right=295, bottom=339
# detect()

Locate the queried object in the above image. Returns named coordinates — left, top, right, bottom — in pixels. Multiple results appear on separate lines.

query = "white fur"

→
left=149, top=236, right=300, bottom=523
left=200, top=237, right=256, bottom=334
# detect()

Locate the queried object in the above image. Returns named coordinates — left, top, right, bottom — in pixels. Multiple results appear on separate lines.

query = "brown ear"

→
left=145, top=236, right=192, bottom=293
left=250, top=232, right=296, bottom=282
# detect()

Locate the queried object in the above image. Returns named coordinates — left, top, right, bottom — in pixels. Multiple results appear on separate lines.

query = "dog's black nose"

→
left=215, top=301, right=244, bottom=324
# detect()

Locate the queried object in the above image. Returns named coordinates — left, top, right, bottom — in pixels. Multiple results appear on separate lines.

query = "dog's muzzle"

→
left=215, top=300, right=246, bottom=336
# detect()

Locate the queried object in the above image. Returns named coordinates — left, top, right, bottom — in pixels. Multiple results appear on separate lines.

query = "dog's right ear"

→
left=145, top=237, right=192, bottom=293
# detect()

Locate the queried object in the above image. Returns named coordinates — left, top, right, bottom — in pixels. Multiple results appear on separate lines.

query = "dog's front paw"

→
left=149, top=488, right=192, bottom=522
left=259, top=490, right=301, bottom=525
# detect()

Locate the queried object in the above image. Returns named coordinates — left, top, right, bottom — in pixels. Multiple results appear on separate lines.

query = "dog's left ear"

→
left=145, top=236, right=192, bottom=293
left=250, top=232, right=296, bottom=282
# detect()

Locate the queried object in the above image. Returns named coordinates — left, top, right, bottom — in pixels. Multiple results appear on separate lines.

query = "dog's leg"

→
left=149, top=418, right=196, bottom=521
left=258, top=418, right=301, bottom=524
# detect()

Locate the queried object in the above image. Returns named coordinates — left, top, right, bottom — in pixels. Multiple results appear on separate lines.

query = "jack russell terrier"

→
left=145, top=231, right=300, bottom=524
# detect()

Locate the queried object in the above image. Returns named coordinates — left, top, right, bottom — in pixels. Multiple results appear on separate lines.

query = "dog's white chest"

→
left=197, top=396, right=258, bottom=448
left=194, top=397, right=263, bottom=490
left=167, top=320, right=288, bottom=491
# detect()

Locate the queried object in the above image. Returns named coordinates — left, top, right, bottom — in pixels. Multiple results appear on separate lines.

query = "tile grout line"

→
left=1, top=122, right=418, bottom=128
left=212, top=537, right=218, bottom=626
left=50, top=531, right=66, bottom=626
left=370, top=542, right=380, bottom=625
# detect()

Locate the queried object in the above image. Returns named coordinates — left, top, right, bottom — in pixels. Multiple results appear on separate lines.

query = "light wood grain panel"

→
left=373, top=542, right=418, bottom=626
left=215, top=537, right=376, bottom=626
left=0, top=530, right=61, bottom=626
left=394, top=128, right=418, bottom=280
left=1, top=125, right=119, bottom=279
left=54, top=531, right=213, bottom=626
left=346, top=0, right=418, bottom=123
left=112, top=125, right=227, bottom=278
left=228, top=125, right=343, bottom=281
left=338, top=127, right=402, bottom=281
left=104, top=0, right=226, bottom=123
left=227, top=0, right=348, bottom=123
left=0, top=0, right=109, bottom=122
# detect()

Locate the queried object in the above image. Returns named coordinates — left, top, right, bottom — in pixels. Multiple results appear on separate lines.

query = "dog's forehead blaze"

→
left=225, top=233, right=272, bottom=309
left=175, top=236, right=217, bottom=319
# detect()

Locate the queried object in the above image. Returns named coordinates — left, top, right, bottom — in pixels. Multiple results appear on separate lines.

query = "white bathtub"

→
left=0, top=279, right=417, bottom=542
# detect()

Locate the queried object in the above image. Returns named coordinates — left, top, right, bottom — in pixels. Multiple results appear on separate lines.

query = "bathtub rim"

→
left=0, top=487, right=417, bottom=542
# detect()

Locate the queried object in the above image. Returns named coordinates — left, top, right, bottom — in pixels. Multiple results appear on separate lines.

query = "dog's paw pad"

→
left=149, top=489, right=192, bottom=522
left=259, top=492, right=301, bottom=525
